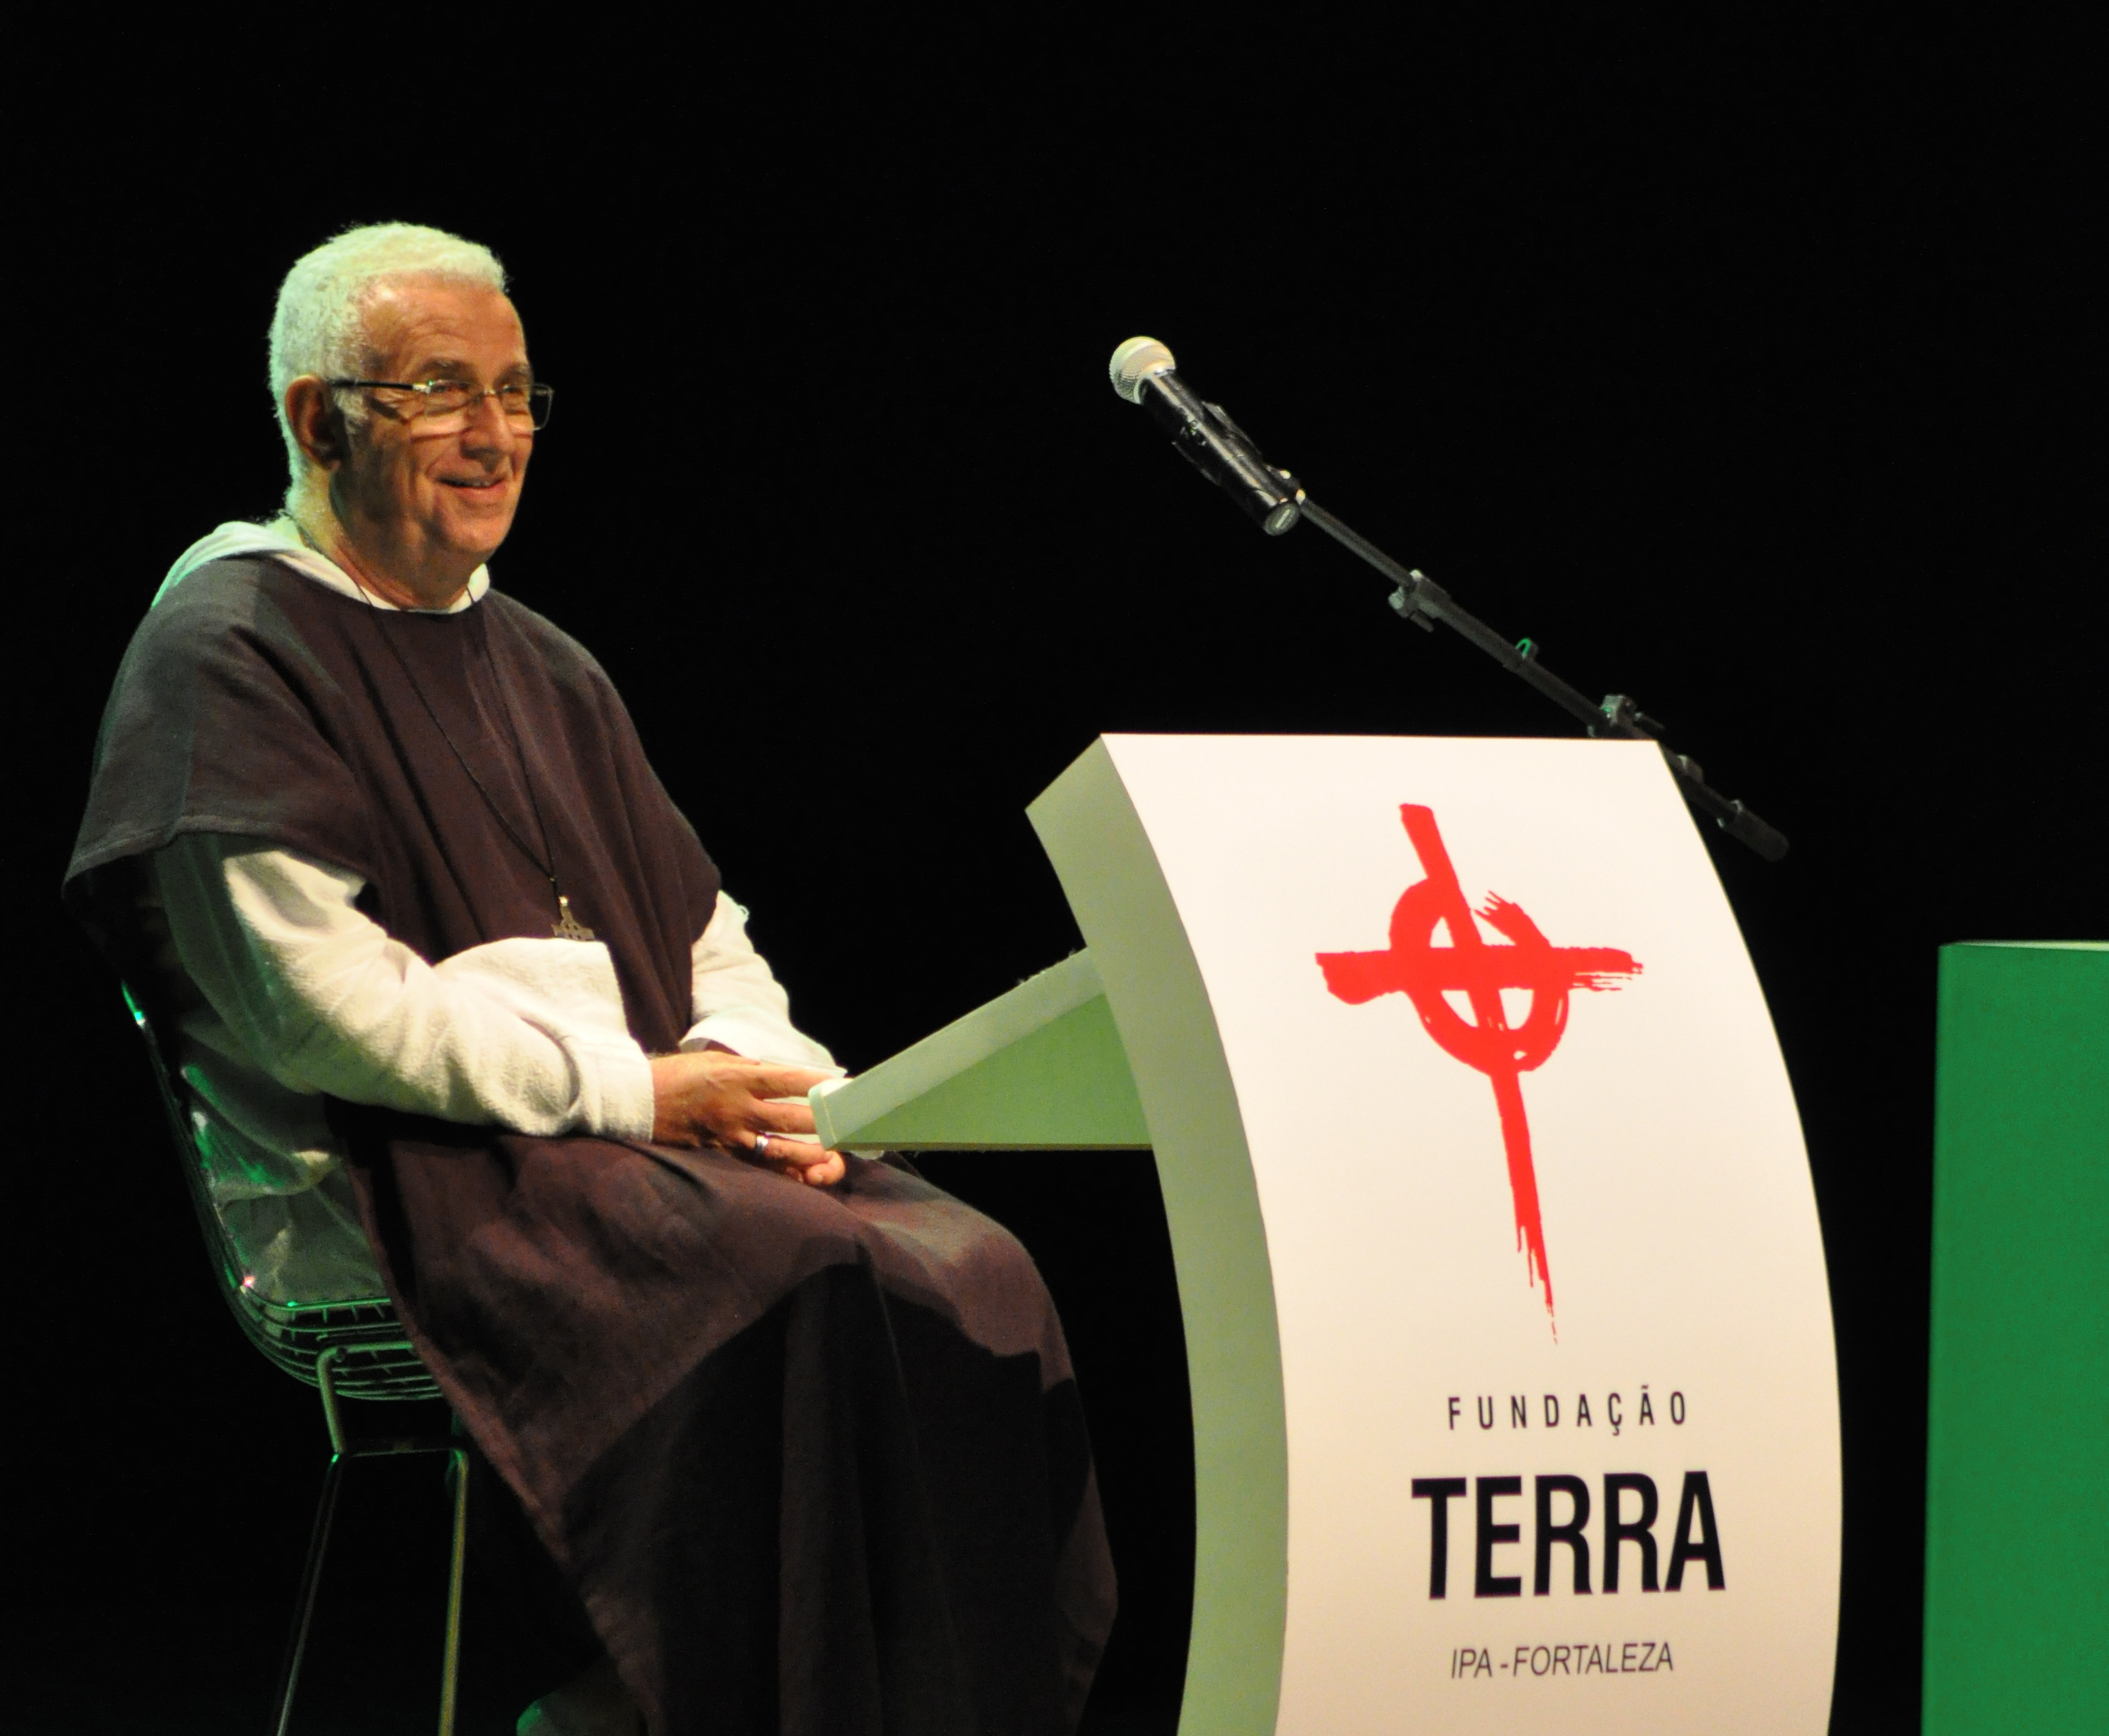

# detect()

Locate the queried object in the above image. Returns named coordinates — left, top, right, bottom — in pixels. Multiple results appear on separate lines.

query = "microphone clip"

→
left=1138, top=376, right=1305, bottom=535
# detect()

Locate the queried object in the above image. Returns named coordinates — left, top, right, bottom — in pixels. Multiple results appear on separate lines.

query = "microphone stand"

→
left=1294, top=499, right=1790, bottom=862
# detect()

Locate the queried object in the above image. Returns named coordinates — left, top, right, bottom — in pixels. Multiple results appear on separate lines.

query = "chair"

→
left=123, top=985, right=469, bottom=1736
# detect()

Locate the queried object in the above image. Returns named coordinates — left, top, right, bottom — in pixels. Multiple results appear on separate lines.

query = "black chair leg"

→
left=269, top=1452, right=344, bottom=1736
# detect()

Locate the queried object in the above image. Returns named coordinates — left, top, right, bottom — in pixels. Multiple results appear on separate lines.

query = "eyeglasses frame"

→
left=326, top=377, right=555, bottom=430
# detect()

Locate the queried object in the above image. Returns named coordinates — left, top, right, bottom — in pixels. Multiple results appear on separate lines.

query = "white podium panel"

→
left=1026, top=737, right=1838, bottom=1736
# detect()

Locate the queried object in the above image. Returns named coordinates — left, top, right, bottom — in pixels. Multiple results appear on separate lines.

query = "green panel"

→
left=1924, top=941, right=2109, bottom=1734
left=1031, top=741, right=1289, bottom=1736
left=844, top=994, right=1150, bottom=1149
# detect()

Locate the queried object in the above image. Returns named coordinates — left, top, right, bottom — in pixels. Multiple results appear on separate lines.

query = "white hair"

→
left=267, top=222, right=509, bottom=488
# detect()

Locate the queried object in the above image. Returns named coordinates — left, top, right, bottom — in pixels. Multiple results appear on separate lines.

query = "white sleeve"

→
left=152, top=835, right=657, bottom=1140
left=683, top=891, right=840, bottom=1070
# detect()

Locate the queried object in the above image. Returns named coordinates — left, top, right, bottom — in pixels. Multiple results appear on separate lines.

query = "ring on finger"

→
left=753, top=1132, right=772, bottom=1161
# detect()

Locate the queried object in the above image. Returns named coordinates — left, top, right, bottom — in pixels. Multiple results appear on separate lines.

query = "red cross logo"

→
left=1316, top=806, right=1642, bottom=1322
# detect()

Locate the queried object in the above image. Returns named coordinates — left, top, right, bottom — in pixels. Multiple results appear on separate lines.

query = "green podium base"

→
left=1924, top=941, right=2108, bottom=1732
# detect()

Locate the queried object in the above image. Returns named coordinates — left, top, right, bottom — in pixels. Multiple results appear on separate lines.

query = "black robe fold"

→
left=67, top=556, right=1115, bottom=1734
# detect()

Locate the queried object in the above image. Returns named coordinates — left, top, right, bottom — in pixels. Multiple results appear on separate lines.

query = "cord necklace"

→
left=295, top=521, right=596, bottom=941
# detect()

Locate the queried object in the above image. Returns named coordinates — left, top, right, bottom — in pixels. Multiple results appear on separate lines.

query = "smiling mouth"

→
left=441, top=476, right=507, bottom=492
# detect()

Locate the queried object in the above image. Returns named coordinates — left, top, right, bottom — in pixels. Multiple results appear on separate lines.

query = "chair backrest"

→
left=122, top=985, right=440, bottom=1403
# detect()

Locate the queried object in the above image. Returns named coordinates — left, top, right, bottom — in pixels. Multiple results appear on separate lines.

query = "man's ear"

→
left=284, top=376, right=347, bottom=470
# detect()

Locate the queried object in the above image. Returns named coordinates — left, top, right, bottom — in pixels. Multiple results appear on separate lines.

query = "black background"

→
left=6, top=16, right=2097, bottom=1733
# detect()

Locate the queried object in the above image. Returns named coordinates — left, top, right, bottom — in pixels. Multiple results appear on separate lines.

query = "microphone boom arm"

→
left=1294, top=498, right=1790, bottom=862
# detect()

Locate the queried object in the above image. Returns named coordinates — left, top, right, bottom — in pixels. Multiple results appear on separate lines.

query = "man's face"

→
left=332, top=277, right=534, bottom=570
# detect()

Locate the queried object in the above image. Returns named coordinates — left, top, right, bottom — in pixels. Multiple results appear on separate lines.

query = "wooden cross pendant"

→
left=552, top=894, right=597, bottom=941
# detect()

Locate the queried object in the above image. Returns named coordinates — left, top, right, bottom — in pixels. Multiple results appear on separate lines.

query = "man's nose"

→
left=460, top=392, right=523, bottom=453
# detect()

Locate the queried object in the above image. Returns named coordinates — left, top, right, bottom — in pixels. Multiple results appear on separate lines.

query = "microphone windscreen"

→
left=1109, top=336, right=1177, bottom=404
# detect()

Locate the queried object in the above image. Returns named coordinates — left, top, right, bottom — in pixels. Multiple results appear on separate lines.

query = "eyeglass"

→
left=329, top=377, right=555, bottom=430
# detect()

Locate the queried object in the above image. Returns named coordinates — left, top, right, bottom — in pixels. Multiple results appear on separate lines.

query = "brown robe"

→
left=67, top=555, right=1116, bottom=1734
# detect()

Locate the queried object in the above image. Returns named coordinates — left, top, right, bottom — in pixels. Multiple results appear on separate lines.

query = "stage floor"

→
left=11, top=1598, right=1178, bottom=1734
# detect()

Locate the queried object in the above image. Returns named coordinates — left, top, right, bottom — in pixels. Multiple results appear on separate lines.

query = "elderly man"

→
left=67, top=224, right=1113, bottom=1736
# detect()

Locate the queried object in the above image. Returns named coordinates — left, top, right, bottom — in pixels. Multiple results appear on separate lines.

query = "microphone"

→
left=1109, top=337, right=1304, bottom=534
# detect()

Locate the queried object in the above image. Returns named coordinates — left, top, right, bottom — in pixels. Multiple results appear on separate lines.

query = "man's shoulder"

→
left=147, top=550, right=270, bottom=612
left=484, top=591, right=618, bottom=692
left=123, top=554, right=284, bottom=657
left=124, top=553, right=367, bottom=678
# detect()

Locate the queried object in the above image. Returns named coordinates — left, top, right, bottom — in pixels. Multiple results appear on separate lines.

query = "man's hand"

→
left=649, top=1052, right=846, bottom=1186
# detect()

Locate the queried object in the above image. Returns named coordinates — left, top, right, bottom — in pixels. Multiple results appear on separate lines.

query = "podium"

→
left=814, top=736, right=1840, bottom=1735
left=1923, top=942, right=2108, bottom=1732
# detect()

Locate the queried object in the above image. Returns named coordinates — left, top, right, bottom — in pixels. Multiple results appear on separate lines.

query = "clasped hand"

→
left=649, top=1051, right=846, bottom=1186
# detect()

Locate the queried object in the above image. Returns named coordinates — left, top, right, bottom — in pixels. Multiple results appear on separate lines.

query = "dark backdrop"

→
left=6, top=18, right=2096, bottom=1734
